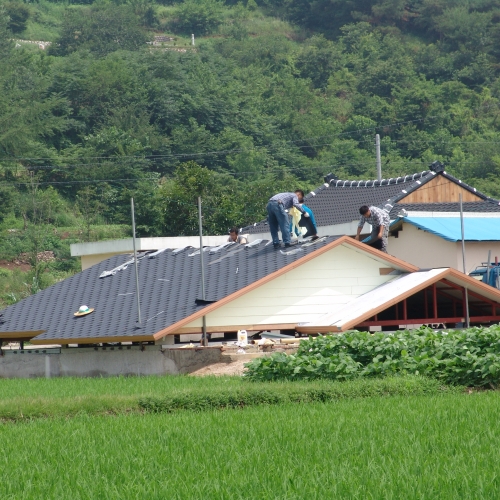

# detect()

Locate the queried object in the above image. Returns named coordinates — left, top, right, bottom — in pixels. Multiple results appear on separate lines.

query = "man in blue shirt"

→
left=267, top=190, right=309, bottom=248
left=290, top=205, right=318, bottom=239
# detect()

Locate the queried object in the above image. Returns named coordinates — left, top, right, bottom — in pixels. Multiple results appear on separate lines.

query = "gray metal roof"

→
left=0, top=236, right=340, bottom=343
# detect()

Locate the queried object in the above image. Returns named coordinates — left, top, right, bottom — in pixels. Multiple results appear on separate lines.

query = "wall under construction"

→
left=0, top=345, right=225, bottom=378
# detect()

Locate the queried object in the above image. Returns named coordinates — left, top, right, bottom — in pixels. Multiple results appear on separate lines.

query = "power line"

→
left=0, top=115, right=448, bottom=164
left=2, top=136, right=500, bottom=174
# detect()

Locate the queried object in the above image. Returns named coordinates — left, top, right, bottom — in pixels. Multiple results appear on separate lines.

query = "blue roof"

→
left=391, top=217, right=500, bottom=242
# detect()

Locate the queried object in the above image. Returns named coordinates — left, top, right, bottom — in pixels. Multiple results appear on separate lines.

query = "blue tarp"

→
left=391, top=217, right=500, bottom=242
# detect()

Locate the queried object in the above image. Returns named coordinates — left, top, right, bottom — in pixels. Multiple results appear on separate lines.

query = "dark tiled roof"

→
left=0, top=237, right=340, bottom=342
left=243, top=171, right=432, bottom=234
left=242, top=169, right=500, bottom=235
left=389, top=201, right=500, bottom=218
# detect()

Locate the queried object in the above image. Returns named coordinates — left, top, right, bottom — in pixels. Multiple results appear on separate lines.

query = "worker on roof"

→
left=290, top=205, right=318, bottom=240
left=227, top=227, right=248, bottom=244
left=356, top=205, right=390, bottom=253
left=267, top=190, right=309, bottom=249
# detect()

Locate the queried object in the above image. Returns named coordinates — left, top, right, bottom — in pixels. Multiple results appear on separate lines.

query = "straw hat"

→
left=74, top=305, right=94, bottom=317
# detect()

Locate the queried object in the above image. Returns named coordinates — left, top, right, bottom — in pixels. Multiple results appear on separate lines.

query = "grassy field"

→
left=1, top=390, right=499, bottom=499
left=0, top=375, right=449, bottom=420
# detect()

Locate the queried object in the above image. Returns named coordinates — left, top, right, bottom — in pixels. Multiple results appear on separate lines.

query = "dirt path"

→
left=189, top=359, right=248, bottom=376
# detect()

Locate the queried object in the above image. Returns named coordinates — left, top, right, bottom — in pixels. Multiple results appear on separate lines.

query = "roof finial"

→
left=429, top=161, right=445, bottom=173
left=323, top=173, right=338, bottom=186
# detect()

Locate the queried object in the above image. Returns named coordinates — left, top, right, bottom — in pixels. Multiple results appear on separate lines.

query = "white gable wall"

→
left=182, top=243, right=405, bottom=330
left=389, top=223, right=500, bottom=273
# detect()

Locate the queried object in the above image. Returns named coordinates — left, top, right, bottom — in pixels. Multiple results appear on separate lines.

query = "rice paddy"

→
left=1, top=390, right=499, bottom=499
left=0, top=375, right=497, bottom=498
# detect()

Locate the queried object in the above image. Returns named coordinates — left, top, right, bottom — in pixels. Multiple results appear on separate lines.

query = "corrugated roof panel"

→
left=300, top=268, right=448, bottom=329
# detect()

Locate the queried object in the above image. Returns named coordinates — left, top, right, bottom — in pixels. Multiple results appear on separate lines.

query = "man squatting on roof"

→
left=355, top=205, right=390, bottom=253
left=267, top=191, right=309, bottom=249
left=227, top=227, right=248, bottom=244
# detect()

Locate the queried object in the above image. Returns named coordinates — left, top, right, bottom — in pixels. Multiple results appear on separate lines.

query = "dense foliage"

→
left=245, top=326, right=500, bottom=387
left=3, top=0, right=500, bottom=298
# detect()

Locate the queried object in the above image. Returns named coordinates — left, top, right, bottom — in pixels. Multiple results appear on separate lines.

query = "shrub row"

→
left=138, top=376, right=459, bottom=413
left=244, top=326, right=500, bottom=387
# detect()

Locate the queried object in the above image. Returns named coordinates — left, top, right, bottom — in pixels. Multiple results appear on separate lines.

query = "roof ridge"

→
left=309, top=170, right=429, bottom=196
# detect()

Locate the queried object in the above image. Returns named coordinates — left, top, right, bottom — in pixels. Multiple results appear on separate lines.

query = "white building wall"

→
left=389, top=223, right=500, bottom=273
left=182, top=243, right=402, bottom=330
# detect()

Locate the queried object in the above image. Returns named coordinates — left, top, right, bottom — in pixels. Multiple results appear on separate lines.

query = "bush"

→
left=244, top=326, right=500, bottom=387
left=138, top=376, right=457, bottom=413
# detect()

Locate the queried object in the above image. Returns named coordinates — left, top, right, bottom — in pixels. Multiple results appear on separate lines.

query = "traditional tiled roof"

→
left=0, top=236, right=342, bottom=343
left=243, top=171, right=431, bottom=234
left=242, top=165, right=500, bottom=234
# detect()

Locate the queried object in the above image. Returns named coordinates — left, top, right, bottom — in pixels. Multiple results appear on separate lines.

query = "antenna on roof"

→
left=198, top=197, right=208, bottom=347
left=131, top=198, right=142, bottom=326
left=375, top=134, right=382, bottom=182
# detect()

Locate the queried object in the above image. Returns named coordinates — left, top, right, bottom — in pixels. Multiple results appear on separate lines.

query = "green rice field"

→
left=0, top=376, right=499, bottom=499
left=1, top=393, right=500, bottom=499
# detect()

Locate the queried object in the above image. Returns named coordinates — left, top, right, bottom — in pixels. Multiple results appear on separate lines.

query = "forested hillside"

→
left=1, top=0, right=500, bottom=303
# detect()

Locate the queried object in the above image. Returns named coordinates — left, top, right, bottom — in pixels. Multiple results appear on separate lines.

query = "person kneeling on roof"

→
left=267, top=190, right=309, bottom=249
left=289, top=205, right=318, bottom=240
left=355, top=205, right=390, bottom=253
left=227, top=227, right=247, bottom=244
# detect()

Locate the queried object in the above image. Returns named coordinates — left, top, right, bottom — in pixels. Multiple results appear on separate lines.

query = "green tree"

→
left=76, top=186, right=106, bottom=242
left=4, top=2, right=30, bottom=34
left=54, top=5, right=149, bottom=57
left=171, top=0, right=224, bottom=35
left=158, top=161, right=241, bottom=236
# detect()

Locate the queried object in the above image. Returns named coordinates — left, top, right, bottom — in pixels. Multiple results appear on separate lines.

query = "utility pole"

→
left=486, top=250, right=492, bottom=287
left=198, top=197, right=208, bottom=347
left=375, top=134, right=382, bottom=182
left=459, top=193, right=470, bottom=328
left=131, top=198, right=142, bottom=325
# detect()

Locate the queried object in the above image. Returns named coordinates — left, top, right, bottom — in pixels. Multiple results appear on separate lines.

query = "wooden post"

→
left=432, top=283, right=438, bottom=319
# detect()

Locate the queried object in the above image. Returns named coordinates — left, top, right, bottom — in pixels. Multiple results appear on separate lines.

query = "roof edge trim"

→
left=30, top=334, right=155, bottom=345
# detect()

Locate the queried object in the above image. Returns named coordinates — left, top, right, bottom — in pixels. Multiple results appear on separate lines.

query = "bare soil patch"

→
left=189, top=359, right=248, bottom=376
left=0, top=260, right=31, bottom=272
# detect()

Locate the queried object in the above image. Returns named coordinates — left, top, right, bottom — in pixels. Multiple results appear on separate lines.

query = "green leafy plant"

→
left=244, top=326, right=500, bottom=387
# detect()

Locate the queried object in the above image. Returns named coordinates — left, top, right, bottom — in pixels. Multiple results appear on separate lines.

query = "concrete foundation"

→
left=0, top=345, right=225, bottom=378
